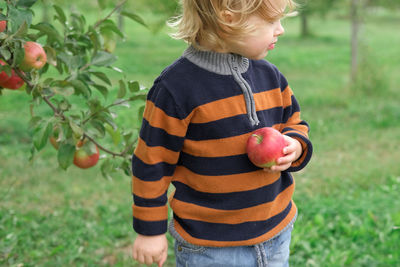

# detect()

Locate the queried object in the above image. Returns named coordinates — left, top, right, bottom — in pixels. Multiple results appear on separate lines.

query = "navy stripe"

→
left=186, top=107, right=283, bottom=141
left=178, top=153, right=258, bottom=176
left=132, top=155, right=176, bottom=181
left=174, top=201, right=292, bottom=242
left=147, top=83, right=185, bottom=119
left=140, top=119, right=184, bottom=152
left=172, top=173, right=293, bottom=210
left=133, top=192, right=167, bottom=207
left=133, top=217, right=167, bottom=236
left=282, top=125, right=309, bottom=135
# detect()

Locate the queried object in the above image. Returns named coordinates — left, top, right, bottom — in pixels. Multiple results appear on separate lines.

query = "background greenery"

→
left=1, top=1, right=400, bottom=266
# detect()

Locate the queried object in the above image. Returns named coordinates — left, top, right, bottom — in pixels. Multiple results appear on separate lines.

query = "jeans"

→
left=174, top=224, right=293, bottom=267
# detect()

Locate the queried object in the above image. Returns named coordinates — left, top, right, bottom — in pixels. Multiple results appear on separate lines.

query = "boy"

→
left=131, top=0, right=312, bottom=266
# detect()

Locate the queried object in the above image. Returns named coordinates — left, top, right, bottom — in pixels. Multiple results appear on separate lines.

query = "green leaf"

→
left=53, top=5, right=67, bottom=25
left=90, top=71, right=111, bottom=85
left=0, top=64, right=12, bottom=77
left=12, top=43, right=25, bottom=67
left=69, top=120, right=84, bottom=138
left=97, top=0, right=108, bottom=10
left=120, top=160, right=132, bottom=176
left=89, top=119, right=106, bottom=137
left=88, top=26, right=101, bottom=51
left=13, top=21, right=28, bottom=38
left=70, top=79, right=91, bottom=98
left=91, top=51, right=117, bottom=67
left=117, top=80, right=126, bottom=98
left=57, top=143, right=76, bottom=170
left=121, top=11, right=147, bottom=27
left=33, top=120, right=53, bottom=151
left=8, top=7, right=33, bottom=34
left=29, top=116, right=42, bottom=130
left=16, top=0, right=38, bottom=8
left=44, top=46, right=57, bottom=66
left=0, top=48, right=11, bottom=61
left=100, top=19, right=124, bottom=38
left=97, top=111, right=117, bottom=130
left=92, top=84, right=108, bottom=99
left=128, top=81, right=140, bottom=92
left=31, top=22, right=62, bottom=44
left=100, top=158, right=114, bottom=180
left=105, top=124, right=121, bottom=145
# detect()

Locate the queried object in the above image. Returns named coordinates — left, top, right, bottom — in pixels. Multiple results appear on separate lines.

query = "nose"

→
left=274, top=20, right=285, bottom=36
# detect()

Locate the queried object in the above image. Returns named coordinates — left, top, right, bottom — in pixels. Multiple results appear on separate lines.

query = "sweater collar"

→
left=183, top=46, right=249, bottom=75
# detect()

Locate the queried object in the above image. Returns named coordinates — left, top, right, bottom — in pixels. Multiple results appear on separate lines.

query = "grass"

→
left=1, top=5, right=400, bottom=267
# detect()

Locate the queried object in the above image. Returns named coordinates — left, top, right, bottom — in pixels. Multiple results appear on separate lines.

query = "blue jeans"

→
left=174, top=224, right=293, bottom=267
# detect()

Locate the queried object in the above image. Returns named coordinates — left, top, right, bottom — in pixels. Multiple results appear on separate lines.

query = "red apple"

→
left=73, top=141, right=100, bottom=169
left=0, top=74, right=24, bottom=89
left=0, top=60, right=10, bottom=82
left=0, top=20, right=7, bottom=32
left=246, top=127, right=286, bottom=168
left=0, top=60, right=24, bottom=89
left=20, top=41, right=47, bottom=71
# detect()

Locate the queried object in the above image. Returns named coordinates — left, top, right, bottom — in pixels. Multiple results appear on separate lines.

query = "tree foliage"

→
left=0, top=0, right=148, bottom=178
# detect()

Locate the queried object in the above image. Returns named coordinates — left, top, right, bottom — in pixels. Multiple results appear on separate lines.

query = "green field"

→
left=1, top=5, right=400, bottom=267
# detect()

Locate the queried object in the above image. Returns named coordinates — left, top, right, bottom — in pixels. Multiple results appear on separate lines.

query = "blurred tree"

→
left=296, top=0, right=338, bottom=37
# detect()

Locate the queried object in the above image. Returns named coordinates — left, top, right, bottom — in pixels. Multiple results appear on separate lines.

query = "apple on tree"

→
left=20, top=41, right=47, bottom=71
left=246, top=127, right=286, bottom=168
left=73, top=140, right=100, bottom=169
left=0, top=20, right=7, bottom=32
left=0, top=60, right=25, bottom=90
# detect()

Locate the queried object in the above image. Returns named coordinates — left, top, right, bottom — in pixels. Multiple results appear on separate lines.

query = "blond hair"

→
left=168, top=0, right=297, bottom=51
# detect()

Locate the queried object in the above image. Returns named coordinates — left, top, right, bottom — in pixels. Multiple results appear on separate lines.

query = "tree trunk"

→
left=351, top=0, right=360, bottom=83
left=300, top=11, right=310, bottom=37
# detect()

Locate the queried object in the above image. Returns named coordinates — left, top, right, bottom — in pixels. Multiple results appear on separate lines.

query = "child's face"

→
left=226, top=14, right=285, bottom=60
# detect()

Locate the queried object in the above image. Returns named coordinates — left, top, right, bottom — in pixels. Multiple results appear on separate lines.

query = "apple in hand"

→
left=73, top=140, right=100, bottom=169
left=246, top=127, right=286, bottom=168
left=0, top=20, right=7, bottom=32
left=20, top=41, right=47, bottom=71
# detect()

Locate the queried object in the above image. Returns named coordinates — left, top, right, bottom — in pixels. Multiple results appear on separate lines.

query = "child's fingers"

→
left=158, top=249, right=168, bottom=267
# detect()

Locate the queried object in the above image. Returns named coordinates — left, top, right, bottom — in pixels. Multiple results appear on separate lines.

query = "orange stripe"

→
left=254, top=88, right=285, bottom=111
left=132, top=205, right=168, bottom=221
left=190, top=94, right=247, bottom=124
left=132, top=175, right=172, bottom=199
left=134, top=137, right=180, bottom=165
left=143, top=100, right=189, bottom=137
left=170, top=184, right=294, bottom=224
left=281, top=86, right=293, bottom=108
left=173, top=166, right=281, bottom=193
left=191, top=88, right=283, bottom=124
left=172, top=200, right=297, bottom=247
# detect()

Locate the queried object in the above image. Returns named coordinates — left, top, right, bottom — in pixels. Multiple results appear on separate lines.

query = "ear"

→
left=219, top=10, right=237, bottom=24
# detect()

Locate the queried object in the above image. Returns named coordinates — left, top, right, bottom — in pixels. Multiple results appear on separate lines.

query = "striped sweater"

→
left=131, top=46, right=313, bottom=247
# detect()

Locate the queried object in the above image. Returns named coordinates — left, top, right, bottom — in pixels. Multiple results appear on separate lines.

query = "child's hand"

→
left=132, top=234, right=168, bottom=267
left=264, top=135, right=302, bottom=173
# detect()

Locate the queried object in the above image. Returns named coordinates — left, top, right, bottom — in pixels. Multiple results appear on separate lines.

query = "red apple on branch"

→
left=0, top=60, right=25, bottom=90
left=0, top=20, right=7, bottom=32
left=20, top=41, right=47, bottom=71
left=73, top=140, right=100, bottom=169
left=246, top=127, right=286, bottom=168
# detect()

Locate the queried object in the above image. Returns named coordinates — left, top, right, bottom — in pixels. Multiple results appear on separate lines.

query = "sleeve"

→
left=131, top=83, right=190, bottom=235
left=279, top=76, right=313, bottom=172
